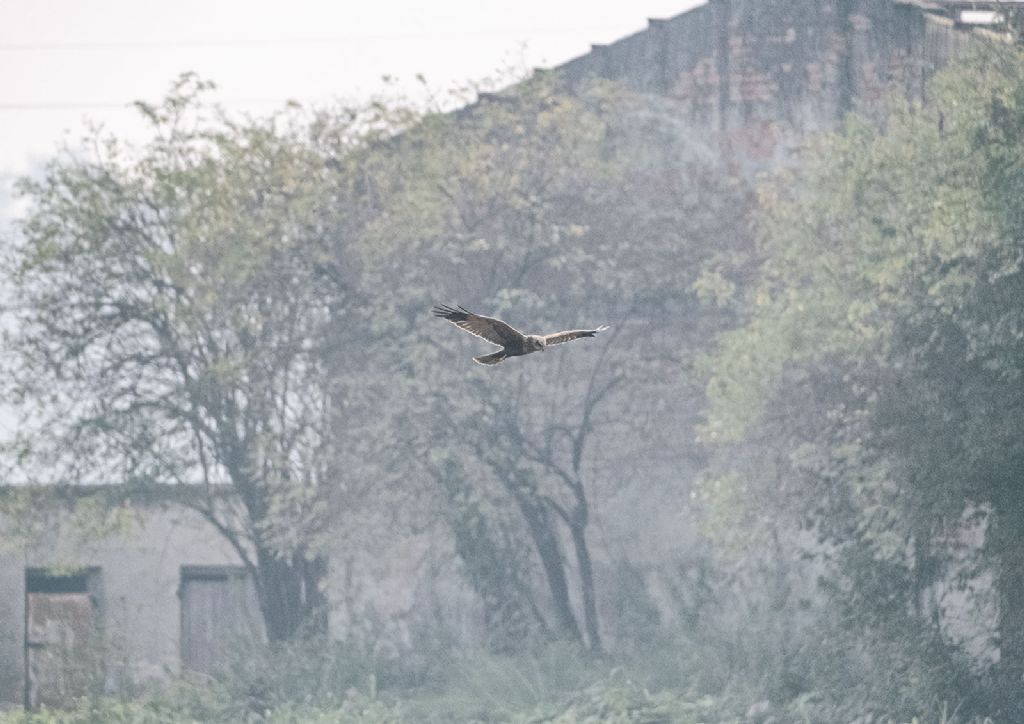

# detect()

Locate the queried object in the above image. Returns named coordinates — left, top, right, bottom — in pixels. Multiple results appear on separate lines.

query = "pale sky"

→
left=0, top=0, right=704, bottom=436
left=0, top=0, right=704, bottom=225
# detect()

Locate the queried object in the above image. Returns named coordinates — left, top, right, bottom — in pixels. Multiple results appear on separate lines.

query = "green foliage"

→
left=0, top=693, right=404, bottom=724
left=7, top=33, right=1021, bottom=724
left=523, top=675, right=712, bottom=724
left=0, top=657, right=996, bottom=724
left=1, top=72, right=424, bottom=640
left=372, top=72, right=752, bottom=652
left=401, top=643, right=608, bottom=722
left=260, top=696, right=404, bottom=724
left=698, top=44, right=1024, bottom=718
left=214, top=637, right=410, bottom=715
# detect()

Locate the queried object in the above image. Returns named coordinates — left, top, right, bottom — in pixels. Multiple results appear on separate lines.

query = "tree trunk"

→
left=512, top=489, right=583, bottom=644
left=994, top=508, right=1024, bottom=719
left=255, top=547, right=329, bottom=642
left=570, top=519, right=602, bottom=653
left=443, top=474, right=539, bottom=650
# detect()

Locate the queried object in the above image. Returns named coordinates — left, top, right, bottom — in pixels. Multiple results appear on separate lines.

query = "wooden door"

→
left=25, top=571, right=102, bottom=708
left=179, top=567, right=260, bottom=674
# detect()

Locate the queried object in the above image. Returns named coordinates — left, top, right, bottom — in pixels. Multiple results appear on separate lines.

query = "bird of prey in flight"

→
left=433, top=305, right=610, bottom=365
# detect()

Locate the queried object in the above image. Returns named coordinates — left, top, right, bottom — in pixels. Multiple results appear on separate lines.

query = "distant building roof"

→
left=896, top=0, right=1024, bottom=26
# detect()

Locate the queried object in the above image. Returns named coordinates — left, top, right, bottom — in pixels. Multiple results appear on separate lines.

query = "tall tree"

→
left=373, top=75, right=751, bottom=651
left=1, top=75, right=397, bottom=642
left=701, top=47, right=1024, bottom=717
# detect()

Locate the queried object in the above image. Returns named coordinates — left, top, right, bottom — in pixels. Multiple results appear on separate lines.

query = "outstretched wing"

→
left=432, top=305, right=526, bottom=348
left=541, top=325, right=610, bottom=346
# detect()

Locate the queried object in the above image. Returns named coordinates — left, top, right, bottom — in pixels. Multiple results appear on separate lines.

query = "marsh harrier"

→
left=432, top=305, right=609, bottom=365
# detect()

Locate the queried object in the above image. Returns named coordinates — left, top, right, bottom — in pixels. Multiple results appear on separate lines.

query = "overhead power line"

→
left=0, top=101, right=136, bottom=110
left=0, top=27, right=626, bottom=52
left=0, top=98, right=328, bottom=112
left=0, top=35, right=433, bottom=50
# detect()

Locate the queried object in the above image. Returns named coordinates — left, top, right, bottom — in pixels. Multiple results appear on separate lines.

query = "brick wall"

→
left=555, top=0, right=985, bottom=169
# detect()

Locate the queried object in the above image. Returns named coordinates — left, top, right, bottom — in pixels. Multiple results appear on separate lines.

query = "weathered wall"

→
left=0, top=561, right=21, bottom=708
left=557, top=0, right=981, bottom=169
left=0, top=504, right=248, bottom=708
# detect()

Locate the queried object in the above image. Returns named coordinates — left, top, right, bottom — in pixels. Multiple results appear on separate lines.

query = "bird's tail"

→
left=474, top=351, right=508, bottom=366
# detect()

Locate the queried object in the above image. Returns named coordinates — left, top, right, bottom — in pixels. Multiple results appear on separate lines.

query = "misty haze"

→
left=1, top=1, right=1024, bottom=722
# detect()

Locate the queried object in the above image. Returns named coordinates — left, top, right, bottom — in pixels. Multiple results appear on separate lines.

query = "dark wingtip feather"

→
left=432, top=304, right=468, bottom=322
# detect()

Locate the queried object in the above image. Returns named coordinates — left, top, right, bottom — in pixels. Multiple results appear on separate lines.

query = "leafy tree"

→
left=1, top=75, right=404, bottom=641
left=368, top=76, right=752, bottom=652
left=701, top=46, right=1024, bottom=717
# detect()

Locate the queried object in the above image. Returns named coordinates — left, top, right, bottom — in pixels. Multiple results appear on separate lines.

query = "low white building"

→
left=0, top=487, right=261, bottom=709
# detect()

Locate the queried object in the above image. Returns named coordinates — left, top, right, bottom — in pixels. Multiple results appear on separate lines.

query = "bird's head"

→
left=526, top=335, right=545, bottom=352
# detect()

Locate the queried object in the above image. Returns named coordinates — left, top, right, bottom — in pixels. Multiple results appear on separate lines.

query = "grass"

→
left=0, top=642, right=1002, bottom=723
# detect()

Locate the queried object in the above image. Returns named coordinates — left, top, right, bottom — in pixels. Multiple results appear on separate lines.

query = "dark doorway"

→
left=179, top=566, right=261, bottom=675
left=24, top=568, right=103, bottom=708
